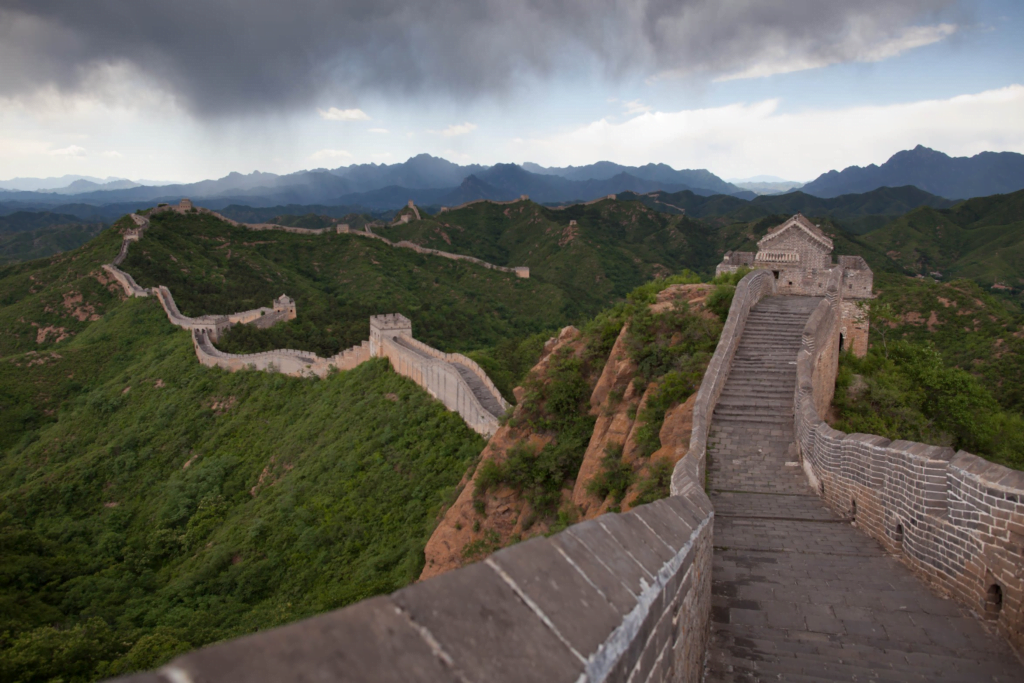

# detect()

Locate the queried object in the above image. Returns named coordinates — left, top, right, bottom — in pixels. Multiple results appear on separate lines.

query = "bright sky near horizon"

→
left=1, top=0, right=1022, bottom=183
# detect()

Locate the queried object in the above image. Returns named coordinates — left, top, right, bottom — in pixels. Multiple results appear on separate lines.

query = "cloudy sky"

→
left=1, top=0, right=1022, bottom=183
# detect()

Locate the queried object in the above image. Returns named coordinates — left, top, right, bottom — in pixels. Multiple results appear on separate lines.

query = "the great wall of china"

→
left=111, top=210, right=1023, bottom=682
left=103, top=200, right=511, bottom=437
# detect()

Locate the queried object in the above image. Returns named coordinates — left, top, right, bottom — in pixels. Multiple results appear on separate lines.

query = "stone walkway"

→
left=705, top=296, right=1022, bottom=682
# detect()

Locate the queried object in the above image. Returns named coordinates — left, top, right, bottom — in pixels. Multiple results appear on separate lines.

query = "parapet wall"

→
left=192, top=330, right=370, bottom=378
left=438, top=194, right=531, bottom=213
left=378, top=334, right=504, bottom=437
left=398, top=334, right=512, bottom=415
left=113, top=490, right=713, bottom=683
left=672, top=269, right=777, bottom=496
left=103, top=264, right=149, bottom=298
left=795, top=267, right=1024, bottom=650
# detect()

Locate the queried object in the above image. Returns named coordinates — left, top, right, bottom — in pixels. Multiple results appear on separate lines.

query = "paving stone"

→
left=705, top=296, right=1023, bottom=682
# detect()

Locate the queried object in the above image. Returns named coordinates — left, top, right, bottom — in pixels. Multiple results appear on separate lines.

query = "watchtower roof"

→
left=758, top=213, right=833, bottom=253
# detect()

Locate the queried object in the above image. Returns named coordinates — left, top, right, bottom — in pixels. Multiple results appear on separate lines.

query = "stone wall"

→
left=369, top=315, right=508, bottom=437
left=795, top=267, right=1024, bottom=651
left=438, top=194, right=531, bottom=213
left=111, top=492, right=713, bottom=683
left=397, top=334, right=512, bottom=416
left=672, top=269, right=777, bottom=496
left=193, top=330, right=369, bottom=378
left=103, top=264, right=150, bottom=298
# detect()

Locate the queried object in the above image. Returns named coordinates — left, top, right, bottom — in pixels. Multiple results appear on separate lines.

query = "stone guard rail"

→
left=795, top=266, right=1024, bottom=650
left=113, top=494, right=713, bottom=683
left=671, top=269, right=777, bottom=496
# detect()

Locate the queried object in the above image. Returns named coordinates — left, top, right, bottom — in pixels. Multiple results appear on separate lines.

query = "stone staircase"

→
left=708, top=296, right=821, bottom=495
left=705, top=296, right=1022, bottom=682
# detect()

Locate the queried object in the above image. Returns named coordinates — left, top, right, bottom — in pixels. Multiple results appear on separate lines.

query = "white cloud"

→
left=317, top=107, right=371, bottom=121
left=437, top=122, right=477, bottom=137
left=101, top=150, right=122, bottom=158
left=309, top=148, right=353, bottom=161
left=622, top=100, right=651, bottom=116
left=368, top=128, right=389, bottom=134
left=48, top=145, right=87, bottom=157
left=714, top=23, right=957, bottom=81
left=510, top=85, right=1024, bottom=181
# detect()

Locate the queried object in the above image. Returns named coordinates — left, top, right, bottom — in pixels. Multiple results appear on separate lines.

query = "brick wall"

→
left=795, top=268, right=1024, bottom=651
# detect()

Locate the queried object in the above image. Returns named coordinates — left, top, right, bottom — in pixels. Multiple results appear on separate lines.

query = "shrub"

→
left=586, top=442, right=634, bottom=503
left=633, top=458, right=674, bottom=505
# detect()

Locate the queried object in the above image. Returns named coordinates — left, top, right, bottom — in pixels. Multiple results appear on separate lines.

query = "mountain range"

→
left=0, top=155, right=754, bottom=212
left=801, top=146, right=1024, bottom=199
left=4, top=146, right=1024, bottom=217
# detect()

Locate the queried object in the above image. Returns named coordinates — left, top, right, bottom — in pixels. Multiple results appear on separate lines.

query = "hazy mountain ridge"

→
left=0, top=155, right=748, bottom=209
left=802, top=145, right=1024, bottom=200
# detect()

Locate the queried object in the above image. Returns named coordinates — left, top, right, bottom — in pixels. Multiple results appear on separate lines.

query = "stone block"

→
left=549, top=529, right=639, bottom=616
left=392, top=561, right=582, bottom=683
left=166, top=596, right=456, bottom=683
left=631, top=499, right=696, bottom=552
left=567, top=519, right=653, bottom=595
left=598, top=513, right=675, bottom=576
left=489, top=537, right=622, bottom=657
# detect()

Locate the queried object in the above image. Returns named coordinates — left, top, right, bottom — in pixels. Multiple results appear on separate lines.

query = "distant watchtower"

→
left=273, top=295, right=297, bottom=321
left=178, top=198, right=193, bottom=212
left=369, top=313, right=412, bottom=357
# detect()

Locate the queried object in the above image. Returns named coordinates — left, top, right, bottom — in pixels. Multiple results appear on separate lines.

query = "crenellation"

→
left=793, top=264, right=1024, bottom=651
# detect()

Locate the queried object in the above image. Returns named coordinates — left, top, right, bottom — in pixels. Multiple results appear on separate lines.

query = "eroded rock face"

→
left=419, top=326, right=580, bottom=581
left=421, top=286, right=714, bottom=578
left=571, top=323, right=640, bottom=518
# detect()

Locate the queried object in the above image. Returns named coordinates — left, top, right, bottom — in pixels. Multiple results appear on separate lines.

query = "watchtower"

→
left=369, top=313, right=412, bottom=357
left=179, top=198, right=193, bottom=212
left=273, top=295, right=297, bottom=320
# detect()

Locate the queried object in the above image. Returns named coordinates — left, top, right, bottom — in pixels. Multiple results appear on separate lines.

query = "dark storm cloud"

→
left=0, top=0, right=956, bottom=117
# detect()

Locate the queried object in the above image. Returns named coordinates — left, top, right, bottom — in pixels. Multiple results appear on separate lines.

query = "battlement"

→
left=370, top=313, right=412, bottom=334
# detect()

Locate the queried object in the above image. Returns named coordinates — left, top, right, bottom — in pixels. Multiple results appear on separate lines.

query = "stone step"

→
left=710, top=412, right=794, bottom=425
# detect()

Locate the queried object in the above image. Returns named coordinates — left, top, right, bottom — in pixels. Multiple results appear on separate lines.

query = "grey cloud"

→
left=0, top=0, right=956, bottom=117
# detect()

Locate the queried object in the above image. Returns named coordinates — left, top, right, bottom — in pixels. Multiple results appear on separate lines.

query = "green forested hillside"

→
left=859, top=190, right=1024, bottom=285
left=120, top=210, right=571, bottom=360
left=0, top=212, right=107, bottom=266
left=0, top=297, right=483, bottom=682
left=4, top=191, right=1024, bottom=683
left=376, top=197, right=722, bottom=297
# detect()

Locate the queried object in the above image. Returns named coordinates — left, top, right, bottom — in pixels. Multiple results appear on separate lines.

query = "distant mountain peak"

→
left=801, top=146, right=1024, bottom=200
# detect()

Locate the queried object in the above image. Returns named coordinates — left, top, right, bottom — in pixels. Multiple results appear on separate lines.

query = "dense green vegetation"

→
left=0, top=299, right=483, bottom=682
left=834, top=342, right=1024, bottom=469
left=859, top=189, right=1024, bottom=286
left=628, top=186, right=954, bottom=234
left=0, top=212, right=106, bottom=265
left=375, top=199, right=723, bottom=304
left=120, top=211, right=570, bottom=376
left=831, top=273, right=1024, bottom=470
left=5, top=185, right=1024, bottom=683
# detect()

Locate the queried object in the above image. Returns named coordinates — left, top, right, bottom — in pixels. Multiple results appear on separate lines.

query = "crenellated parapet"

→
left=793, top=267, right=1024, bottom=651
